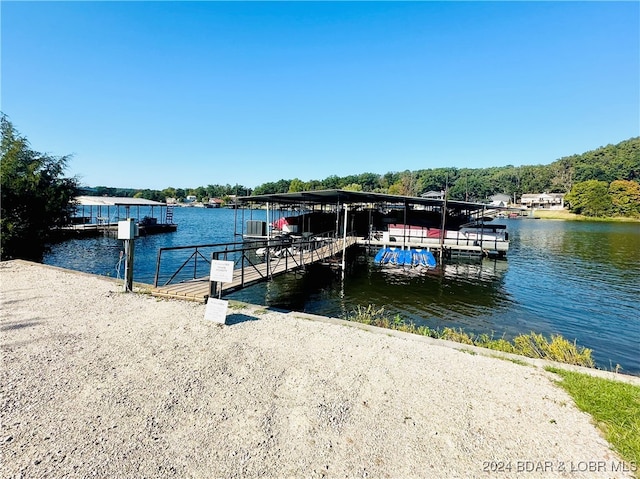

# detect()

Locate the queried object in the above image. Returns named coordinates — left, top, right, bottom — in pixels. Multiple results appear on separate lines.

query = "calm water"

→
left=44, top=208, right=640, bottom=375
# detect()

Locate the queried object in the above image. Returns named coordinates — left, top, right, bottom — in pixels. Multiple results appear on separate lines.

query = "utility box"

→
left=118, top=218, right=137, bottom=240
left=246, top=220, right=267, bottom=237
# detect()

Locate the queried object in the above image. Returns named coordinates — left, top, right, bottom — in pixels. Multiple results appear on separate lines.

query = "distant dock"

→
left=52, top=195, right=177, bottom=241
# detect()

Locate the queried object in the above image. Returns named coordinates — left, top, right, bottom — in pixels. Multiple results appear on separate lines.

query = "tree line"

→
left=119, top=137, right=639, bottom=218
left=107, top=138, right=639, bottom=203
left=85, top=184, right=248, bottom=204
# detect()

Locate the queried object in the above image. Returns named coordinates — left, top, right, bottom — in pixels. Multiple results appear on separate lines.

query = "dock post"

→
left=124, top=239, right=134, bottom=292
left=118, top=218, right=137, bottom=292
left=341, top=204, right=348, bottom=280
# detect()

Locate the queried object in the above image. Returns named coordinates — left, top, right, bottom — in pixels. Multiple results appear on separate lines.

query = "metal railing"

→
left=154, top=231, right=356, bottom=288
left=154, top=241, right=243, bottom=287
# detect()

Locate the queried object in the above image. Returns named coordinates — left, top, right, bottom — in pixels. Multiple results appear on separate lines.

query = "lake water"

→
left=44, top=207, right=640, bottom=375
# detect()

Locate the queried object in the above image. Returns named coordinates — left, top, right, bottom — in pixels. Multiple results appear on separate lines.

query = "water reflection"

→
left=228, top=257, right=511, bottom=333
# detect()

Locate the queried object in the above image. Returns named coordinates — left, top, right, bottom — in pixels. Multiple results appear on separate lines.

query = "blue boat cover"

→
left=374, top=248, right=436, bottom=268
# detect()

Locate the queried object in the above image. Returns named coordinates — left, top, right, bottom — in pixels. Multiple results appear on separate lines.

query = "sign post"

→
left=205, top=260, right=234, bottom=324
left=117, top=218, right=138, bottom=292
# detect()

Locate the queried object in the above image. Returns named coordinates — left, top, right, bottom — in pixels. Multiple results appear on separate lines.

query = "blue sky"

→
left=2, top=1, right=638, bottom=190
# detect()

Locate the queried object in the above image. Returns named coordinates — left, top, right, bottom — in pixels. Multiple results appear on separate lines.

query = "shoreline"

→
left=532, top=209, right=640, bottom=222
left=1, top=260, right=637, bottom=478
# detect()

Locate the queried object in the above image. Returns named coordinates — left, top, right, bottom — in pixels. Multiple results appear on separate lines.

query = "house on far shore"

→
left=490, top=194, right=511, bottom=207
left=420, top=190, right=445, bottom=200
left=520, top=193, right=565, bottom=210
left=208, top=198, right=223, bottom=208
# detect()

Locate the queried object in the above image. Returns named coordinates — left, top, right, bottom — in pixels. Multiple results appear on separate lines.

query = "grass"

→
left=228, top=301, right=247, bottom=310
left=491, top=355, right=530, bottom=367
left=344, top=305, right=594, bottom=367
left=534, top=209, right=640, bottom=222
left=547, top=367, right=640, bottom=475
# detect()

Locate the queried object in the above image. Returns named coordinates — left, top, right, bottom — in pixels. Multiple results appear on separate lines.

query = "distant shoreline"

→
left=533, top=209, right=640, bottom=222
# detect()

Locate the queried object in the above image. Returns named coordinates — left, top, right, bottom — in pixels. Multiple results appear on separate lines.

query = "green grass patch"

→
left=459, top=349, right=477, bottom=356
left=343, top=305, right=594, bottom=367
left=491, top=355, right=531, bottom=367
left=547, top=367, right=640, bottom=473
left=228, top=301, right=247, bottom=310
left=534, top=209, right=640, bottom=222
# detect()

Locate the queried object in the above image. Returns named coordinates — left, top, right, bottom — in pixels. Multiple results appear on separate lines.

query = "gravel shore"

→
left=1, top=260, right=634, bottom=478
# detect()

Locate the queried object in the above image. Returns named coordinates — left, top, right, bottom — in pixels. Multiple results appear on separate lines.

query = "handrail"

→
left=155, top=232, right=357, bottom=288
left=154, top=241, right=248, bottom=286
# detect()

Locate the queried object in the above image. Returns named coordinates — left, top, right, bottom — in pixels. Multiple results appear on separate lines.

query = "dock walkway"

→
left=152, top=236, right=357, bottom=302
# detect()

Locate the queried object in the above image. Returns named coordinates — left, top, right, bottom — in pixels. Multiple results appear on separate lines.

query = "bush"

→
left=1, top=115, right=79, bottom=260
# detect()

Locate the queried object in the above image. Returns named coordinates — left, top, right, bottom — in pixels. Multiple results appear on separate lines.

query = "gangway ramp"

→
left=152, top=235, right=358, bottom=303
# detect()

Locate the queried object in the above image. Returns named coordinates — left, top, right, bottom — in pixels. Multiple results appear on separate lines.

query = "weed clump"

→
left=343, top=305, right=594, bottom=368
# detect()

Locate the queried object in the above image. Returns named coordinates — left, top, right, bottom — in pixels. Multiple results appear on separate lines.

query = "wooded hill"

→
left=89, top=137, right=639, bottom=205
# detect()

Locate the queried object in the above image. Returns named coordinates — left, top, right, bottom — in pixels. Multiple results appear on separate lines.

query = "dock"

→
left=151, top=189, right=516, bottom=302
left=152, top=236, right=358, bottom=302
left=53, top=195, right=177, bottom=241
left=52, top=222, right=177, bottom=240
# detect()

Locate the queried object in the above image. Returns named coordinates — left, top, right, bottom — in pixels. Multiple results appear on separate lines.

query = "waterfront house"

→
left=490, top=194, right=511, bottom=207
left=520, top=193, right=565, bottom=210
left=420, top=190, right=445, bottom=200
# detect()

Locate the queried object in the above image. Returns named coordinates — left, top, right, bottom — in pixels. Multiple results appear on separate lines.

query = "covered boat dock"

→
left=53, top=196, right=177, bottom=240
left=235, top=189, right=513, bottom=259
left=150, top=190, right=514, bottom=302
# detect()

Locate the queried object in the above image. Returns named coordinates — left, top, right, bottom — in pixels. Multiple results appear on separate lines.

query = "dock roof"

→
left=237, top=189, right=504, bottom=212
left=75, top=196, right=166, bottom=207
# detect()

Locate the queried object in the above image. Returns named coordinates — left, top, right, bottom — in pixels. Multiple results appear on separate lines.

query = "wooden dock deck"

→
left=152, top=236, right=358, bottom=302
left=52, top=222, right=177, bottom=240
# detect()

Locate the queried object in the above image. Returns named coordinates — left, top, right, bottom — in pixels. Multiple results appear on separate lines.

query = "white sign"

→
left=204, top=298, right=228, bottom=324
left=210, top=260, right=234, bottom=283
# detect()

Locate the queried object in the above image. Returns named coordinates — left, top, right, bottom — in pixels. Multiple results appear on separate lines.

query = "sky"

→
left=2, top=1, right=639, bottom=191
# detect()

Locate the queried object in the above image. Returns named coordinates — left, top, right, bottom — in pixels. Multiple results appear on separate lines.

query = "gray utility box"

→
left=246, top=220, right=267, bottom=237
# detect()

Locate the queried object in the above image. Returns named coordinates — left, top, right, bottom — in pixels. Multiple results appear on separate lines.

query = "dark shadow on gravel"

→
left=226, top=313, right=260, bottom=326
left=1, top=319, right=44, bottom=331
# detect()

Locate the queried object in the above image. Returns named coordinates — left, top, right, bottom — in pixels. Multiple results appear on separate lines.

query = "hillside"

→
left=85, top=137, right=640, bottom=203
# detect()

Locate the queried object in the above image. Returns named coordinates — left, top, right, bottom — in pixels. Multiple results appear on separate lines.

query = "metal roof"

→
left=75, top=196, right=166, bottom=207
left=236, top=189, right=503, bottom=212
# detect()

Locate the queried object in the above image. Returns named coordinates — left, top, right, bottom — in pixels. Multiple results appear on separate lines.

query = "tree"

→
left=288, top=178, right=305, bottom=193
left=609, top=180, right=640, bottom=217
left=565, top=180, right=612, bottom=217
left=1, top=115, right=79, bottom=260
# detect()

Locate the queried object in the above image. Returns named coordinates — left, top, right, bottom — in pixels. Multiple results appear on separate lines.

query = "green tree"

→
left=161, top=187, right=177, bottom=200
left=565, top=180, right=613, bottom=217
left=288, top=178, right=306, bottom=193
left=609, top=180, right=640, bottom=217
left=1, top=115, right=79, bottom=260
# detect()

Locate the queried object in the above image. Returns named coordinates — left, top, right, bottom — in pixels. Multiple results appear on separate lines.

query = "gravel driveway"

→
left=0, top=260, right=634, bottom=478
